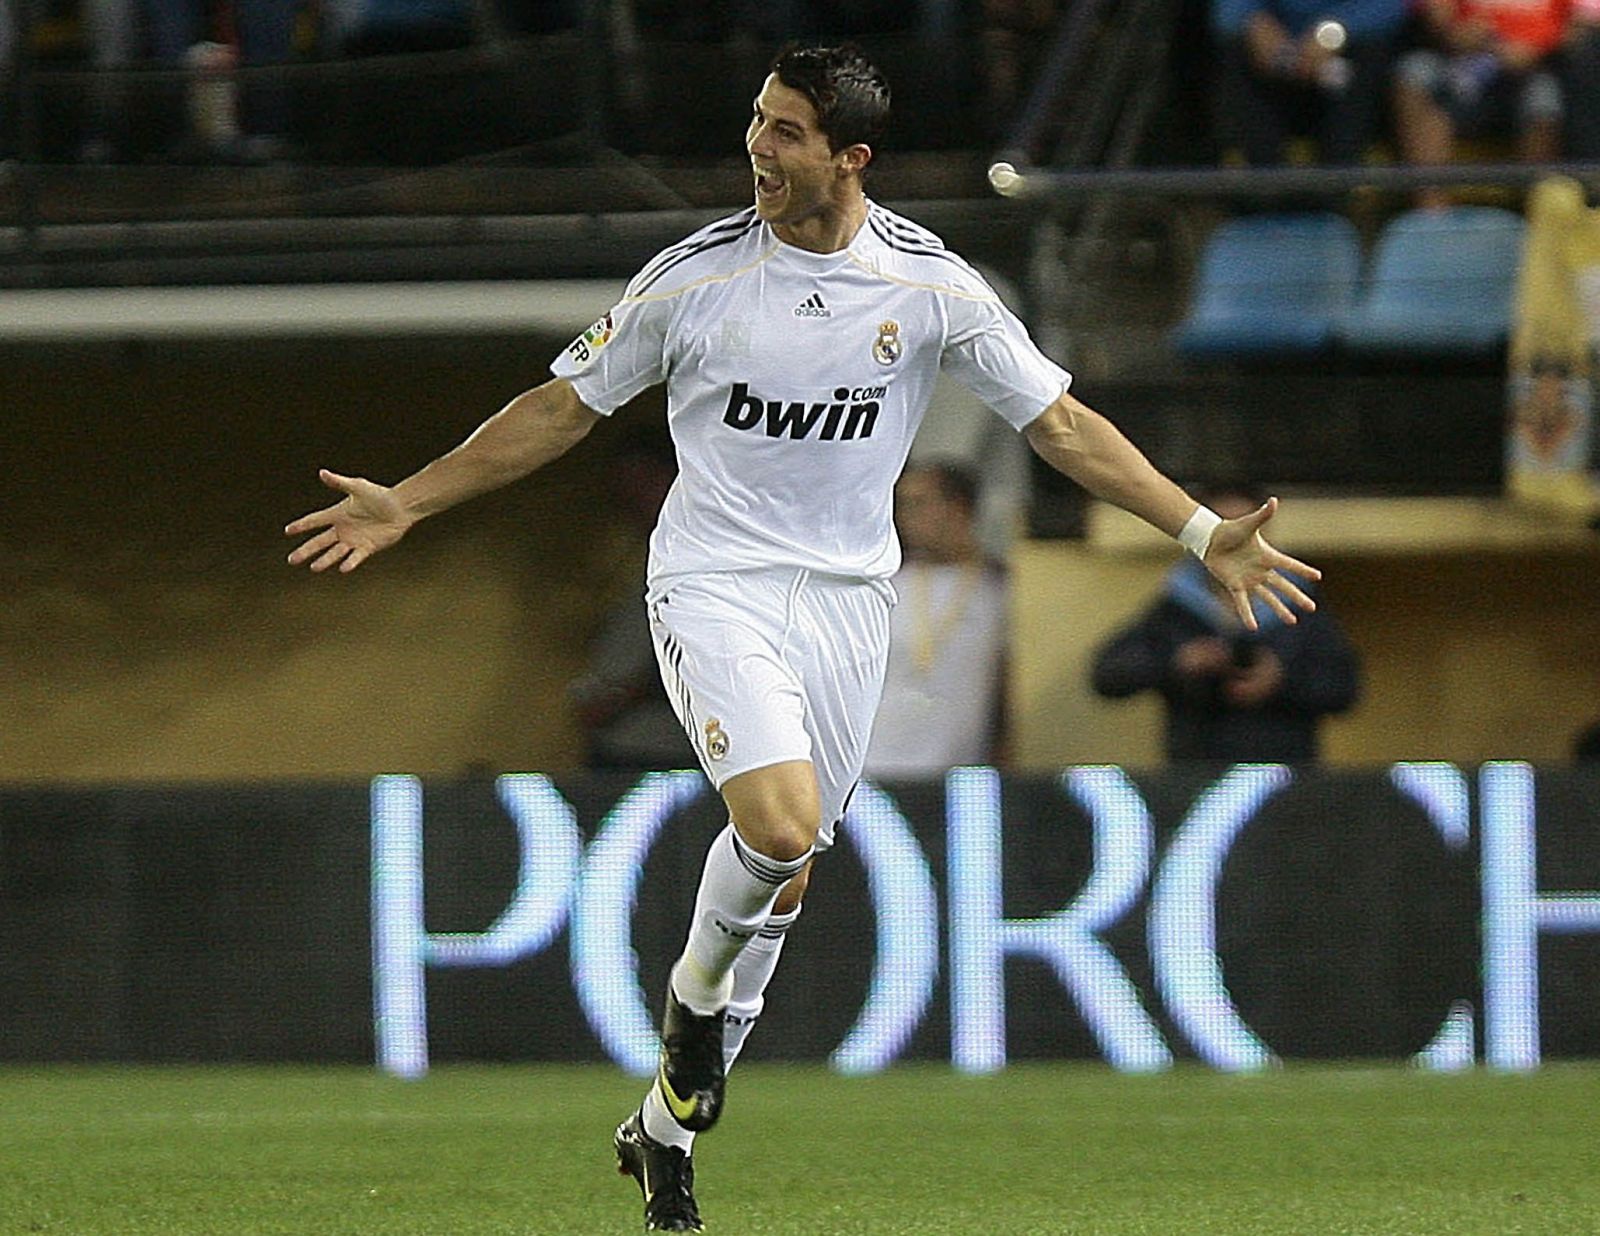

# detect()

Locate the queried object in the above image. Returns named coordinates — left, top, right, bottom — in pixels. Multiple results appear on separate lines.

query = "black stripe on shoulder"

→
left=632, top=210, right=761, bottom=295
left=633, top=208, right=757, bottom=286
left=870, top=206, right=947, bottom=250
left=867, top=214, right=971, bottom=272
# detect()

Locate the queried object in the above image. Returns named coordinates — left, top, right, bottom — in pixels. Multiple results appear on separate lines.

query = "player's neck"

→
left=771, top=192, right=867, bottom=255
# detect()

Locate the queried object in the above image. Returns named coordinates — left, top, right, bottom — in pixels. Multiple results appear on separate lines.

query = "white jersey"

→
left=551, top=200, right=1070, bottom=591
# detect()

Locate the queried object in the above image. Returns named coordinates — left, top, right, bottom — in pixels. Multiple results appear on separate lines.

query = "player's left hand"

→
left=1202, top=497, right=1320, bottom=631
left=285, top=469, right=413, bottom=574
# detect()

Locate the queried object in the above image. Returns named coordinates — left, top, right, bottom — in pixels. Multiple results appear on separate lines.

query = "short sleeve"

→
left=940, top=289, right=1071, bottom=431
left=550, top=293, right=672, bottom=416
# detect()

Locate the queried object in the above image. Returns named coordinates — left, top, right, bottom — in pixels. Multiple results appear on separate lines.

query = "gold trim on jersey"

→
left=621, top=244, right=783, bottom=305
left=847, top=252, right=1000, bottom=302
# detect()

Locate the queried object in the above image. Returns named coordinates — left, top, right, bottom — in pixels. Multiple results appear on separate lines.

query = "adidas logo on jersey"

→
left=722, top=381, right=884, bottom=441
left=792, top=292, right=831, bottom=318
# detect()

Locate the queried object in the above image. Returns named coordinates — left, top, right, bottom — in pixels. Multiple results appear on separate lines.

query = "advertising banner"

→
left=2, top=767, right=1597, bottom=1072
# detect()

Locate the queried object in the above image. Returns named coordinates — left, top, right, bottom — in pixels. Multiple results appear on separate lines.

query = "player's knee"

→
left=723, top=761, right=822, bottom=862
left=734, top=811, right=816, bottom=863
left=773, top=864, right=812, bottom=915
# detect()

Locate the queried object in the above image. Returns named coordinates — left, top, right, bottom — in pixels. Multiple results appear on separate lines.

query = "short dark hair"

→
left=770, top=42, right=891, bottom=153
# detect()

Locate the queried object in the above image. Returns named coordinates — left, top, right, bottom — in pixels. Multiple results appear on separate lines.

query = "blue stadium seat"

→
left=1339, top=206, right=1525, bottom=357
left=1173, top=212, right=1363, bottom=361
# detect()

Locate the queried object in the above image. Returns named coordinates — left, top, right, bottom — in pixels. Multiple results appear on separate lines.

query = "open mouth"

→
left=754, top=168, right=787, bottom=200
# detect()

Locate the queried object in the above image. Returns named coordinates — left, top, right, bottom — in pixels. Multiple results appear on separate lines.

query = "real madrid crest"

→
left=704, top=718, right=730, bottom=761
left=872, top=319, right=902, bottom=366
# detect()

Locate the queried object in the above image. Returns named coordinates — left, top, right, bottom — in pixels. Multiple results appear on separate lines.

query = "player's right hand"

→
left=285, top=469, right=413, bottom=574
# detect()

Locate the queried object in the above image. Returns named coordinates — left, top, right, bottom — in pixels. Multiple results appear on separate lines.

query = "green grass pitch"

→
left=2, top=1062, right=1598, bottom=1234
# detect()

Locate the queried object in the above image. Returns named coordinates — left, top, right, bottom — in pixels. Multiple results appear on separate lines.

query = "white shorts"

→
left=648, top=568, right=893, bottom=851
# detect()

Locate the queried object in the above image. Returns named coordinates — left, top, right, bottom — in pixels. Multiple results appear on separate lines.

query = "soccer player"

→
left=285, top=43, right=1322, bottom=1233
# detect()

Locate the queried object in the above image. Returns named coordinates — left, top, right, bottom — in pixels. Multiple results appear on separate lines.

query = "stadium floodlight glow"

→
left=570, top=771, right=707, bottom=1077
left=948, top=765, right=1170, bottom=1074
left=1148, top=764, right=1292, bottom=1072
left=1480, top=761, right=1600, bottom=1071
left=829, top=782, right=940, bottom=1075
left=1392, top=762, right=1476, bottom=1071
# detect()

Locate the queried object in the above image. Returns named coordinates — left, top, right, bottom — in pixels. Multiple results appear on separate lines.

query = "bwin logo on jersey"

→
left=722, top=382, right=883, bottom=441
left=793, top=292, right=831, bottom=318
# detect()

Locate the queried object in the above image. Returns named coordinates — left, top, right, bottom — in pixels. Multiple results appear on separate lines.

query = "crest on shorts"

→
left=704, top=718, right=730, bottom=761
left=872, top=319, right=902, bottom=366
left=563, top=312, right=614, bottom=370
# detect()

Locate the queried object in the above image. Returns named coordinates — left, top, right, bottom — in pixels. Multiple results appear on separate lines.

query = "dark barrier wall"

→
left=3, top=767, right=1597, bottom=1071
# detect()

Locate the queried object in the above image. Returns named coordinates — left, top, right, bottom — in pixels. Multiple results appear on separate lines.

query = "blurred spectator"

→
left=147, top=0, right=309, bottom=161
left=980, top=0, right=1061, bottom=140
left=1211, top=0, right=1410, bottom=165
left=865, top=461, right=1009, bottom=779
left=1561, top=0, right=1600, bottom=159
left=1091, top=485, right=1360, bottom=764
left=78, top=0, right=141, bottom=161
left=1394, top=0, right=1575, bottom=207
left=1575, top=718, right=1600, bottom=761
left=566, top=447, right=697, bottom=773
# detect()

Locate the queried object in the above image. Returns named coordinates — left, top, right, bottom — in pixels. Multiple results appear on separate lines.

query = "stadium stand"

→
left=1339, top=205, right=1527, bottom=357
left=1172, top=211, right=1363, bottom=360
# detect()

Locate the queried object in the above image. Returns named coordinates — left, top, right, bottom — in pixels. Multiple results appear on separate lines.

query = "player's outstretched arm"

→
left=1023, top=391, right=1320, bottom=630
left=285, top=377, right=601, bottom=574
left=1200, top=496, right=1320, bottom=630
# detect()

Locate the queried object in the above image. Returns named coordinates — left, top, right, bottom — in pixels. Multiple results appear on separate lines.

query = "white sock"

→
left=641, top=1080, right=696, bottom=1152
left=639, top=903, right=802, bottom=1156
left=723, top=905, right=800, bottom=1069
left=671, top=823, right=811, bottom=1015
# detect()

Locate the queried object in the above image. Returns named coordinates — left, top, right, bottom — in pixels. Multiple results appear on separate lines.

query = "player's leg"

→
left=627, top=856, right=808, bottom=1218
left=722, top=860, right=810, bottom=1068
left=624, top=572, right=821, bottom=1190
left=622, top=765, right=819, bottom=1233
left=709, top=572, right=892, bottom=1074
left=678, top=758, right=819, bottom=1013
left=616, top=571, right=868, bottom=1231
left=650, top=758, right=819, bottom=1137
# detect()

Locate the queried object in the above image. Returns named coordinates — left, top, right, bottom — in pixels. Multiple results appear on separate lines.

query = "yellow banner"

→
left=1507, top=177, right=1600, bottom=519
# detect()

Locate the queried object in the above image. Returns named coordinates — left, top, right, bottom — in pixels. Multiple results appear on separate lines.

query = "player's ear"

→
left=837, top=143, right=872, bottom=176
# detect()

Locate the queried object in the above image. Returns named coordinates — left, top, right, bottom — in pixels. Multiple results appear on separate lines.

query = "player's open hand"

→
left=1202, top=497, right=1321, bottom=630
left=285, top=469, right=413, bottom=574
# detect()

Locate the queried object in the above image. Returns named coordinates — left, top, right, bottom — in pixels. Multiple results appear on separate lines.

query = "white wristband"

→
left=1177, top=505, right=1222, bottom=559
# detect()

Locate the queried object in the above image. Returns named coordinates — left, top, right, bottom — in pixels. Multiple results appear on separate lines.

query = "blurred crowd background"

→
left=4, top=0, right=1600, bottom=785
left=2, top=0, right=1599, bottom=168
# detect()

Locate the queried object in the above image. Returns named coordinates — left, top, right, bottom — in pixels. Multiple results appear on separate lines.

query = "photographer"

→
left=1091, top=486, right=1361, bottom=764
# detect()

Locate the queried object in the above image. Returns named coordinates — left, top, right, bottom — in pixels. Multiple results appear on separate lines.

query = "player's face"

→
left=746, top=75, right=846, bottom=225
